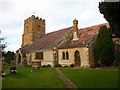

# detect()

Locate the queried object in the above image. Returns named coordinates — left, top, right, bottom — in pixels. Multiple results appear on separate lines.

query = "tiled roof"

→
left=25, top=27, right=73, bottom=52
left=22, top=23, right=109, bottom=52
left=58, top=23, right=109, bottom=49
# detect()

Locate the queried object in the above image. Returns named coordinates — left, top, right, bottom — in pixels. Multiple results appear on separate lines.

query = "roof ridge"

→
left=46, top=26, right=72, bottom=35
left=79, top=23, right=108, bottom=30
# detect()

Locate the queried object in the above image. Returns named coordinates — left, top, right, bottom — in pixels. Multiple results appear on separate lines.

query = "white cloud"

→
left=0, top=0, right=107, bottom=52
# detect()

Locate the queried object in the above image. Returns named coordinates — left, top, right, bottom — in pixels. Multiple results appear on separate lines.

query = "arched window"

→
left=62, top=52, right=65, bottom=60
left=66, top=51, right=69, bottom=60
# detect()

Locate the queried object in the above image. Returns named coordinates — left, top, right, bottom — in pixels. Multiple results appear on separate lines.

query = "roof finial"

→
left=73, top=19, right=78, bottom=25
left=73, top=19, right=79, bottom=41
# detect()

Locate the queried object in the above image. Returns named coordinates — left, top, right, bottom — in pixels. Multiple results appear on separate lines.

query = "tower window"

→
left=38, top=26, right=40, bottom=31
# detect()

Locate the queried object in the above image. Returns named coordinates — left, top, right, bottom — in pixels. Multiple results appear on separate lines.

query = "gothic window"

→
left=62, top=51, right=69, bottom=60
left=66, top=51, right=69, bottom=60
left=35, top=52, right=43, bottom=59
left=62, top=52, right=65, bottom=60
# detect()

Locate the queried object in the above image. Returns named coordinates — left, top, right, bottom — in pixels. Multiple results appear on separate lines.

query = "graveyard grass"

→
left=60, top=68, right=118, bottom=88
left=2, top=66, right=66, bottom=88
left=2, top=66, right=118, bottom=88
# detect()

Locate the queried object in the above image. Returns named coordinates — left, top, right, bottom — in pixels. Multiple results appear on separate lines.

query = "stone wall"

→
left=27, top=47, right=90, bottom=68
left=26, top=53, right=32, bottom=65
left=41, top=50, right=54, bottom=67
left=29, top=50, right=54, bottom=67
left=58, top=47, right=90, bottom=67
left=88, top=37, right=97, bottom=67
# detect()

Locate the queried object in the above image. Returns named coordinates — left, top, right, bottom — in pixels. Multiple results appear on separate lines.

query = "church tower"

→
left=22, top=15, right=45, bottom=46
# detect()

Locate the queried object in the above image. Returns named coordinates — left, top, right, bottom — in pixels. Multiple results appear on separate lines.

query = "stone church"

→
left=15, top=15, right=109, bottom=68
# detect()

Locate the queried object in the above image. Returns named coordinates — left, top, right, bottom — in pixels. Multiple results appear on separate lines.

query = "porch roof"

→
left=58, top=23, right=109, bottom=49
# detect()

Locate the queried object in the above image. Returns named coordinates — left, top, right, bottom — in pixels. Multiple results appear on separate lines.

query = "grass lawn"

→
left=2, top=66, right=66, bottom=88
left=0, top=77, right=2, bottom=89
left=60, top=68, right=118, bottom=88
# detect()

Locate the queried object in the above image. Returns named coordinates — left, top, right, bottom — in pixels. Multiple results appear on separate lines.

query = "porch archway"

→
left=74, top=50, right=81, bottom=67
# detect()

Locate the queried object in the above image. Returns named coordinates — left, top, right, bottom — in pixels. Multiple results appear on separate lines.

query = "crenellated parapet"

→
left=24, top=15, right=45, bottom=24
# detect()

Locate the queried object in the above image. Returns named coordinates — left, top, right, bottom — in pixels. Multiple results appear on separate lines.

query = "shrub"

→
left=46, top=64, right=51, bottom=67
left=70, top=64, right=74, bottom=67
left=90, top=65, right=96, bottom=68
left=54, top=64, right=62, bottom=67
left=42, top=64, right=51, bottom=67
left=64, top=65, right=68, bottom=67
left=42, top=65, right=46, bottom=67
left=25, top=65, right=31, bottom=68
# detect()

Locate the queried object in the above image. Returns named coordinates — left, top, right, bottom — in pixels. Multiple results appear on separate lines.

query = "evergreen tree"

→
left=96, top=25, right=115, bottom=66
left=99, top=1, right=120, bottom=37
left=4, top=51, right=15, bottom=64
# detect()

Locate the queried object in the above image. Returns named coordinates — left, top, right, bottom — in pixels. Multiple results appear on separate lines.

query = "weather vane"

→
left=33, top=12, right=35, bottom=15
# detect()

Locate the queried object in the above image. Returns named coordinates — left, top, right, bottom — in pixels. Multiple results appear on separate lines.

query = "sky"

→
left=0, top=0, right=108, bottom=52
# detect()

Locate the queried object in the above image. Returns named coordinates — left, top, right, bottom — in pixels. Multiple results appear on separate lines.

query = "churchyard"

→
left=2, top=66, right=118, bottom=88
left=60, top=68, right=118, bottom=88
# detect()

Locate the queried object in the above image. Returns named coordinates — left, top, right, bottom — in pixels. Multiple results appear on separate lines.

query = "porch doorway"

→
left=74, top=50, right=81, bottom=67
